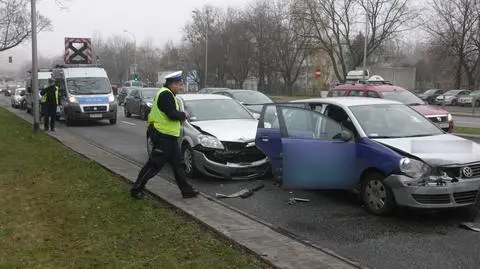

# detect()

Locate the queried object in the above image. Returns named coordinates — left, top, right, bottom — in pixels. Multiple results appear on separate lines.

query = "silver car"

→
left=11, top=88, right=26, bottom=108
left=147, top=94, right=269, bottom=180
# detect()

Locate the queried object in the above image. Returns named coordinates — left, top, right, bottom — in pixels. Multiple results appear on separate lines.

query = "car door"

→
left=277, top=105, right=357, bottom=190
left=255, top=102, right=309, bottom=172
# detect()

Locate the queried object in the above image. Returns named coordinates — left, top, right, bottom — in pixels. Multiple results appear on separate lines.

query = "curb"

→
left=0, top=102, right=363, bottom=269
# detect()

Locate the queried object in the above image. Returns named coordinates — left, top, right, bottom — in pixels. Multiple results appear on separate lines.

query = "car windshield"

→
left=38, top=79, right=49, bottom=89
left=230, top=91, right=273, bottom=113
left=444, top=90, right=460, bottom=96
left=424, top=89, right=438, bottom=95
left=381, top=90, right=425, bottom=105
left=350, top=104, right=444, bottom=138
left=184, top=99, right=254, bottom=121
left=66, top=77, right=112, bottom=95
left=141, top=89, right=157, bottom=99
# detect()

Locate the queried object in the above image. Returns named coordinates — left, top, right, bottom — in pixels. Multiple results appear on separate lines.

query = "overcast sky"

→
left=1, top=0, right=247, bottom=70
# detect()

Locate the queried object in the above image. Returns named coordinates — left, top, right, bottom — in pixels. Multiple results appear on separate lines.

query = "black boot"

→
left=130, top=188, right=145, bottom=199
left=182, top=188, right=199, bottom=199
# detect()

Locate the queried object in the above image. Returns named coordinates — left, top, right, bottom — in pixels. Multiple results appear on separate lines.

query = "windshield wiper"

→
left=401, top=134, right=434, bottom=138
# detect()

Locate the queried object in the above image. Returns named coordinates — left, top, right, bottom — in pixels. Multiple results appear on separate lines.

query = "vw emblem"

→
left=462, top=166, right=473, bottom=178
left=436, top=116, right=442, bottom=122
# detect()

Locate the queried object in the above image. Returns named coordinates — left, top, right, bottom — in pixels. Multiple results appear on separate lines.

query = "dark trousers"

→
left=131, top=127, right=194, bottom=195
left=42, top=104, right=56, bottom=130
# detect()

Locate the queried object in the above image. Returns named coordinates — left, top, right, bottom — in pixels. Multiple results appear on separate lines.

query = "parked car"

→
left=11, top=88, right=26, bottom=108
left=458, top=90, right=480, bottom=107
left=124, top=87, right=157, bottom=120
left=419, top=89, right=445, bottom=104
left=147, top=94, right=269, bottom=180
left=255, top=97, right=480, bottom=216
left=328, top=76, right=454, bottom=132
left=435, top=89, right=471, bottom=106
left=209, top=89, right=274, bottom=118
left=197, top=87, right=230, bottom=94
left=117, top=87, right=131, bottom=106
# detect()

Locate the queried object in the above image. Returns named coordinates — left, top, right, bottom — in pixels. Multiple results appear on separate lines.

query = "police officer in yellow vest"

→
left=40, top=78, right=60, bottom=132
left=130, top=71, right=198, bottom=199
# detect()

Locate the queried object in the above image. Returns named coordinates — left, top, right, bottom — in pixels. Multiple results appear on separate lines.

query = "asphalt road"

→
left=3, top=97, right=480, bottom=269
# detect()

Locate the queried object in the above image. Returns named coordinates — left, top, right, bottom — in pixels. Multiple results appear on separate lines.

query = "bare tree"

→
left=297, top=0, right=418, bottom=82
left=0, top=0, right=52, bottom=52
left=427, top=0, right=480, bottom=89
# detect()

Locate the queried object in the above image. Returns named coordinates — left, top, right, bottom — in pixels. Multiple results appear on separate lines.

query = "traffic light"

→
left=134, top=74, right=139, bottom=81
left=8, top=56, right=12, bottom=63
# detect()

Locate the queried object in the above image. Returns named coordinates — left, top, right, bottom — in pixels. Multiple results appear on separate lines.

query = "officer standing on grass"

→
left=40, top=78, right=59, bottom=132
left=130, top=71, right=199, bottom=199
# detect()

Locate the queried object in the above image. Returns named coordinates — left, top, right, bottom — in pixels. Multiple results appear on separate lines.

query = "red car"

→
left=328, top=78, right=453, bottom=132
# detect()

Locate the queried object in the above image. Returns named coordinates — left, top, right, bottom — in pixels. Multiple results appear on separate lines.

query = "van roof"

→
left=58, top=67, right=108, bottom=78
left=332, top=84, right=407, bottom=92
left=38, top=72, right=52, bottom=80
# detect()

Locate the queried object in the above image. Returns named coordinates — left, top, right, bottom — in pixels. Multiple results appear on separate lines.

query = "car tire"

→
left=65, top=113, right=74, bottom=126
left=182, top=143, right=199, bottom=178
left=109, top=118, right=117, bottom=124
left=476, top=100, right=480, bottom=107
left=452, top=100, right=458, bottom=106
left=140, top=107, right=147, bottom=121
left=361, top=172, right=396, bottom=216
left=124, top=106, right=131, bottom=117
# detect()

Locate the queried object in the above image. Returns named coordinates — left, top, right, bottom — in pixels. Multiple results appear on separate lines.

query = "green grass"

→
left=454, top=126, right=480, bottom=135
left=0, top=108, right=267, bottom=269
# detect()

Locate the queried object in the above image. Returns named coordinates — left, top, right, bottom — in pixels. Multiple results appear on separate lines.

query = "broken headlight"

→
left=399, top=157, right=431, bottom=179
left=197, top=134, right=224, bottom=150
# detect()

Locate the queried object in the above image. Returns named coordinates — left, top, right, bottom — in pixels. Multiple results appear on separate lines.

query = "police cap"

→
left=164, top=71, right=183, bottom=83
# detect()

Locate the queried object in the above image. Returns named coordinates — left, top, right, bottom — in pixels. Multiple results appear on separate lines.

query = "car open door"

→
left=255, top=103, right=308, bottom=172
left=276, top=105, right=357, bottom=190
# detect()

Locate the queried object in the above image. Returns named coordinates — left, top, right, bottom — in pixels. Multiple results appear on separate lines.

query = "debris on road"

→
left=287, top=192, right=310, bottom=205
left=215, top=183, right=265, bottom=199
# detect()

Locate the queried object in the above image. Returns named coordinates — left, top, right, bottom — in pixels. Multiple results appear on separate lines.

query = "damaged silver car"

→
left=147, top=94, right=269, bottom=180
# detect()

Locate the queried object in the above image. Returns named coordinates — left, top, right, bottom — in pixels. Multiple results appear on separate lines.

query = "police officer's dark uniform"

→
left=130, top=71, right=198, bottom=199
left=40, top=79, right=59, bottom=132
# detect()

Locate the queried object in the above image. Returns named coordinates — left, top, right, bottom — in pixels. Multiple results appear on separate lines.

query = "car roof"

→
left=177, top=93, right=231, bottom=101
left=291, top=97, right=402, bottom=106
left=333, top=84, right=406, bottom=92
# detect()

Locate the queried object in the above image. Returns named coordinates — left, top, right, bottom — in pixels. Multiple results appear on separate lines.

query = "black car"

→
left=419, top=89, right=445, bottom=104
left=208, top=89, right=273, bottom=118
left=117, top=87, right=132, bottom=106
left=124, top=87, right=157, bottom=120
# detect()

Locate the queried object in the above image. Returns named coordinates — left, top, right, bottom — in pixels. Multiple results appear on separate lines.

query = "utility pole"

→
left=31, top=0, right=40, bottom=132
left=363, top=11, right=368, bottom=81
left=204, top=9, right=209, bottom=88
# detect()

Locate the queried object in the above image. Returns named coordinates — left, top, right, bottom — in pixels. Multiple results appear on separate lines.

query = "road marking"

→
left=120, top=121, right=136, bottom=126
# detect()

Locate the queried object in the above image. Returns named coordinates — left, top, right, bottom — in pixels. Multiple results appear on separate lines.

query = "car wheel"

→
left=476, top=100, right=480, bottom=107
left=140, top=107, right=147, bottom=121
left=146, top=133, right=153, bottom=156
left=109, top=118, right=117, bottom=124
left=124, top=106, right=131, bottom=117
left=361, top=172, right=396, bottom=216
left=452, top=99, right=458, bottom=106
left=65, top=113, right=74, bottom=126
left=182, top=143, right=199, bottom=178
left=27, top=106, right=32, bottom=114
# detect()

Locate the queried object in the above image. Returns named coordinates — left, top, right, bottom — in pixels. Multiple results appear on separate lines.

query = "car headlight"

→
left=68, top=96, right=76, bottom=103
left=108, top=94, right=115, bottom=102
left=445, top=96, right=454, bottom=100
left=447, top=113, right=452, bottom=121
left=399, top=157, right=431, bottom=179
left=147, top=102, right=152, bottom=107
left=197, top=134, right=224, bottom=149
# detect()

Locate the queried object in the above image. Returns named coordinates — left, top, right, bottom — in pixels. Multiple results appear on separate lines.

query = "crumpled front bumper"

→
left=385, top=174, right=480, bottom=209
left=192, top=150, right=270, bottom=180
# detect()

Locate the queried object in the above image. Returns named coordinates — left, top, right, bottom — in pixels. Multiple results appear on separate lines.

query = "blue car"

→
left=255, top=97, right=480, bottom=216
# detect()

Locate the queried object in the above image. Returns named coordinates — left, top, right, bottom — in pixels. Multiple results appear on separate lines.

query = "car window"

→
left=330, top=90, right=346, bottom=97
left=261, top=105, right=279, bottom=129
left=279, top=107, right=344, bottom=141
left=324, top=105, right=357, bottom=135
left=366, top=91, right=379, bottom=98
left=348, top=90, right=364, bottom=96
left=459, top=91, right=470, bottom=95
left=310, top=103, right=323, bottom=112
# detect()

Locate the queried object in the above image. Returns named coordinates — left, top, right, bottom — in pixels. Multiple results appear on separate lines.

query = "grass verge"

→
left=0, top=107, right=266, bottom=269
left=454, top=126, right=480, bottom=135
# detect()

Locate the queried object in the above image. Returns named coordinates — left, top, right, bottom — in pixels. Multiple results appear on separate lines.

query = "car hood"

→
left=189, top=119, right=259, bottom=142
left=372, top=134, right=480, bottom=166
left=410, top=104, right=449, bottom=116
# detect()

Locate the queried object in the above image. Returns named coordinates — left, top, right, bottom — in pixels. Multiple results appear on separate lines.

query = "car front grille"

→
left=204, top=141, right=266, bottom=164
left=83, top=105, right=107, bottom=112
left=453, top=191, right=478, bottom=204
left=426, top=116, right=448, bottom=123
left=440, top=162, right=480, bottom=178
left=412, top=194, right=451, bottom=204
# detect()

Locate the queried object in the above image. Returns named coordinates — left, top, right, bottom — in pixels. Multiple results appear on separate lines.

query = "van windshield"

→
left=66, top=77, right=112, bottom=95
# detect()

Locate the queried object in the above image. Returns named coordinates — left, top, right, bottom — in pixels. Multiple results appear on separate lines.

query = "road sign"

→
left=314, top=69, right=321, bottom=79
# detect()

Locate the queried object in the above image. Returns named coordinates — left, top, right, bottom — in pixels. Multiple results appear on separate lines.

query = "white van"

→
left=52, top=64, right=117, bottom=125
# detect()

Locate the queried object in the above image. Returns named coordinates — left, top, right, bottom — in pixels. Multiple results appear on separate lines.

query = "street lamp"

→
left=363, top=11, right=368, bottom=81
left=192, top=9, right=209, bottom=88
left=31, top=0, right=40, bottom=132
left=123, top=29, right=137, bottom=77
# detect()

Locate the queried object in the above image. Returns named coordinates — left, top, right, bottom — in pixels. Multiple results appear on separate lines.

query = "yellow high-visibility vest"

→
left=147, top=87, right=181, bottom=137
left=40, top=86, right=59, bottom=105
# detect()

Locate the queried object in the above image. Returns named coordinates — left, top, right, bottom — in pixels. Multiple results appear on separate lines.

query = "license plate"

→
left=438, top=123, right=449, bottom=128
left=89, top=113, right=102, bottom=118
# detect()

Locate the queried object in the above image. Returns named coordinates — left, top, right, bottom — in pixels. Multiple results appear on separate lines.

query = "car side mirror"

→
left=333, top=130, right=353, bottom=141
